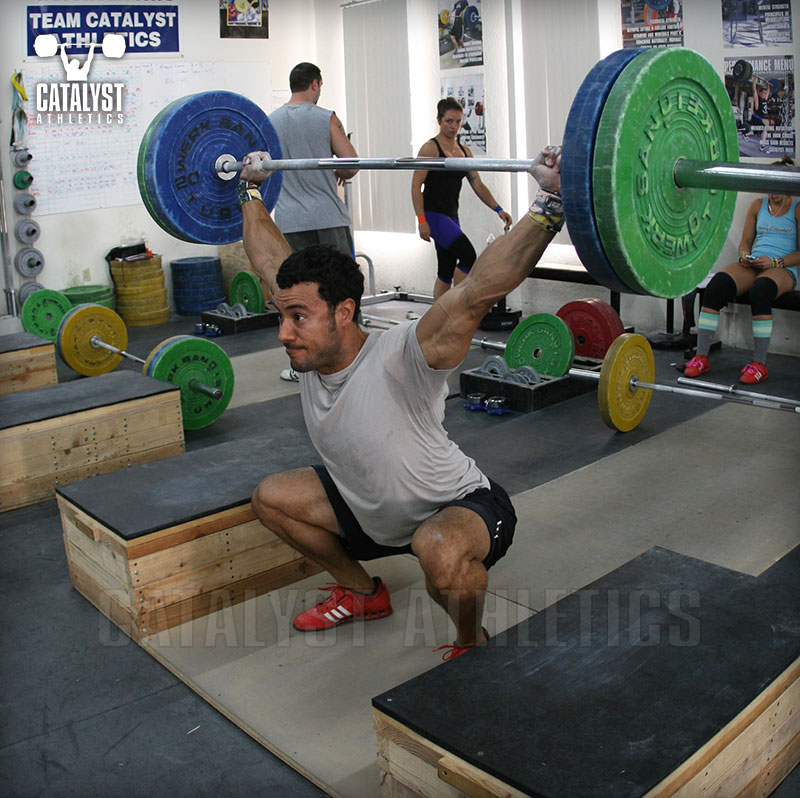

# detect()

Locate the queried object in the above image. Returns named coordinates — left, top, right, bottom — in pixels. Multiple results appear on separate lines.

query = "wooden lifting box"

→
left=372, top=547, right=800, bottom=798
left=55, top=433, right=324, bottom=640
left=0, top=371, right=184, bottom=512
left=0, top=332, right=58, bottom=396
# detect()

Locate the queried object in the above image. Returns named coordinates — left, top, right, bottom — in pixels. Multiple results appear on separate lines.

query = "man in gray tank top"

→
left=237, top=145, right=565, bottom=660
left=270, top=62, right=358, bottom=256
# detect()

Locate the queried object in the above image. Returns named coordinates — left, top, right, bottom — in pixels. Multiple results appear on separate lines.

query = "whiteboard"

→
left=22, top=61, right=270, bottom=216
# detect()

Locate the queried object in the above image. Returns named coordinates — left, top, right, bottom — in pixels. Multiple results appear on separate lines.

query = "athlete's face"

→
left=274, top=282, right=348, bottom=375
left=439, top=110, right=463, bottom=139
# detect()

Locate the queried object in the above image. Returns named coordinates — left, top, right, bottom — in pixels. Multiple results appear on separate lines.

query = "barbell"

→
left=55, top=304, right=234, bottom=429
left=137, top=47, right=799, bottom=299
left=361, top=312, right=800, bottom=433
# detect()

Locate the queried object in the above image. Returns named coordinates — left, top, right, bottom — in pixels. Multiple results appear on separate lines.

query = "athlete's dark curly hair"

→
left=277, top=245, right=363, bottom=321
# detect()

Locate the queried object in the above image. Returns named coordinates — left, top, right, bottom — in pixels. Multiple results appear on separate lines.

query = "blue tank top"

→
left=752, top=197, right=798, bottom=259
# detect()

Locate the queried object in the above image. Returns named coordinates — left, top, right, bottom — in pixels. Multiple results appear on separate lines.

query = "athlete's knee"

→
left=252, top=474, right=288, bottom=524
left=703, top=271, right=738, bottom=311
left=412, top=527, right=460, bottom=590
left=413, top=520, right=480, bottom=591
left=252, top=478, right=303, bottom=548
left=748, top=276, right=779, bottom=316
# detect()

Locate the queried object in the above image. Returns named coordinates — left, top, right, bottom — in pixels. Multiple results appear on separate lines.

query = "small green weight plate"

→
left=56, top=304, right=127, bottom=376
left=146, top=335, right=234, bottom=429
left=21, top=289, right=73, bottom=341
left=503, top=313, right=575, bottom=377
left=230, top=271, right=265, bottom=314
left=62, top=285, right=114, bottom=305
left=593, top=48, right=738, bottom=299
left=598, top=333, right=654, bottom=432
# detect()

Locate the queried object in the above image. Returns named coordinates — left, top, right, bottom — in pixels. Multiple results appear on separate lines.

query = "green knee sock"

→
left=752, top=318, right=772, bottom=364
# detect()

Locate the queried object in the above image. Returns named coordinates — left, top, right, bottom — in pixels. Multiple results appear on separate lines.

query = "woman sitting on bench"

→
left=684, top=155, right=799, bottom=385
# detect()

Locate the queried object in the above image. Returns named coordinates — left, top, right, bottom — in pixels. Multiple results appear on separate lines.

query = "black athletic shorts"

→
left=312, top=465, right=516, bottom=569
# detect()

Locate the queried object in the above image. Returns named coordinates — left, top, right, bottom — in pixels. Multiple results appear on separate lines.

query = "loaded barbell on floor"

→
left=56, top=304, right=234, bottom=429
left=138, top=47, right=799, bottom=299
left=362, top=313, right=800, bottom=433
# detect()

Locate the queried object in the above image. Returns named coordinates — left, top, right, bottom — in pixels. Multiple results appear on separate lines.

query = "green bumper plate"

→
left=503, top=313, right=575, bottom=377
left=230, top=271, right=265, bottom=314
left=593, top=48, right=738, bottom=298
left=21, top=289, right=73, bottom=341
left=145, top=335, right=234, bottom=429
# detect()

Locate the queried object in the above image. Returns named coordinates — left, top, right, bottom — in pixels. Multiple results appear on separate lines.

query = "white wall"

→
left=2, top=0, right=799, bottom=355
left=0, top=0, right=319, bottom=316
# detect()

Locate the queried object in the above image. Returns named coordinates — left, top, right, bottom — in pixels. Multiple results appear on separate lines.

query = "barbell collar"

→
left=674, top=159, right=800, bottom=196
left=90, top=335, right=146, bottom=365
left=188, top=378, right=223, bottom=401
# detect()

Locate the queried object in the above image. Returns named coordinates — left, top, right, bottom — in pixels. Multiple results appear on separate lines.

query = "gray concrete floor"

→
left=2, top=302, right=799, bottom=796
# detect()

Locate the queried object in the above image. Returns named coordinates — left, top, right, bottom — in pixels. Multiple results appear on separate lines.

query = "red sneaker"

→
left=740, top=361, right=768, bottom=384
left=684, top=355, right=710, bottom=378
left=435, top=628, right=490, bottom=661
left=292, top=578, right=392, bottom=631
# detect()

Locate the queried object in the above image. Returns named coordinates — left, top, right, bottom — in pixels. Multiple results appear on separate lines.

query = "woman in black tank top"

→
left=411, top=98, right=512, bottom=299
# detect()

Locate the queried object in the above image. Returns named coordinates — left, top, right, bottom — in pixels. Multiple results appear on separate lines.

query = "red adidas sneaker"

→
left=740, top=361, right=768, bottom=384
left=293, top=578, right=392, bottom=631
left=435, top=628, right=491, bottom=661
left=684, top=354, right=710, bottom=378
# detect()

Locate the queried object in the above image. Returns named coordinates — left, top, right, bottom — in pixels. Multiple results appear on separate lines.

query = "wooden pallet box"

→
left=0, top=371, right=184, bottom=512
left=57, top=498, right=322, bottom=640
left=371, top=547, right=800, bottom=798
left=0, top=332, right=58, bottom=396
left=372, top=665, right=800, bottom=798
left=54, top=433, right=325, bottom=640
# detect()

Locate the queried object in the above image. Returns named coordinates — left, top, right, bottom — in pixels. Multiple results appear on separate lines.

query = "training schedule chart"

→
left=22, top=61, right=269, bottom=216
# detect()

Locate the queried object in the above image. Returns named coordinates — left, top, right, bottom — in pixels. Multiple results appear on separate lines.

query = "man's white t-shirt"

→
left=298, top=320, right=489, bottom=546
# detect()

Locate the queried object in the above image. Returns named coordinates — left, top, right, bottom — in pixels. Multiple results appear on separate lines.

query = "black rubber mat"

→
left=0, top=331, right=52, bottom=354
left=0, top=370, right=177, bottom=430
left=372, top=545, right=800, bottom=798
left=56, top=394, right=316, bottom=539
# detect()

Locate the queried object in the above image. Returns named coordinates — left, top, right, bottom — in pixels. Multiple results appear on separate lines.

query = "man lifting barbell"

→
left=237, top=145, right=564, bottom=658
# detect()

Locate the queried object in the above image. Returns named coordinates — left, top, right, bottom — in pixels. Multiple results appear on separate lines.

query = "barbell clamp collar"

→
left=188, top=378, right=223, bottom=401
left=214, top=154, right=239, bottom=181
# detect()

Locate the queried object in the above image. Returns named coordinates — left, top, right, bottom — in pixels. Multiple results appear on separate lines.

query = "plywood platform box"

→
left=371, top=547, right=800, bottom=798
left=55, top=438, right=324, bottom=640
left=0, top=371, right=184, bottom=512
left=0, top=332, right=58, bottom=396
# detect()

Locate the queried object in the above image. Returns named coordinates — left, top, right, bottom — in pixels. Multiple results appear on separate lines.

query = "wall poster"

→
left=440, top=72, right=485, bottom=154
left=219, top=0, right=268, bottom=39
left=621, top=0, right=684, bottom=49
left=725, top=54, right=795, bottom=159
left=438, top=0, right=483, bottom=68
left=723, top=0, right=792, bottom=48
